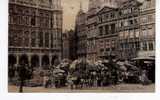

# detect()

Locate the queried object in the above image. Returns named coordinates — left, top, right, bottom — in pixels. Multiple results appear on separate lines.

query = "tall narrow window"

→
left=99, top=27, right=103, bottom=35
left=31, top=16, right=36, bottom=26
left=31, top=32, right=36, bottom=47
left=45, top=33, right=49, bottom=48
left=38, top=32, right=43, bottom=47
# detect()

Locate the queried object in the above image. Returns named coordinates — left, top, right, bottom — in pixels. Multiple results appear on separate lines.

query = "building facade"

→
left=117, top=0, right=142, bottom=60
left=117, top=0, right=155, bottom=60
left=75, top=0, right=155, bottom=62
left=86, top=0, right=127, bottom=62
left=62, top=30, right=77, bottom=60
left=96, top=7, right=118, bottom=59
left=138, top=0, right=155, bottom=57
left=8, top=0, right=63, bottom=69
left=62, top=31, right=70, bottom=59
left=75, top=4, right=87, bottom=59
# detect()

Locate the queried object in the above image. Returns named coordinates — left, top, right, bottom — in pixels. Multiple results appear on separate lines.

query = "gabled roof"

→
left=119, top=0, right=142, bottom=9
left=97, top=6, right=117, bottom=15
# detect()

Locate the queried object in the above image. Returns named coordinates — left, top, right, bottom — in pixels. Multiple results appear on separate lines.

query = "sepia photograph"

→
left=8, top=0, right=155, bottom=93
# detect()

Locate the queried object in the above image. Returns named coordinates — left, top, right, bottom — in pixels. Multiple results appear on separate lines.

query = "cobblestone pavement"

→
left=8, top=84, right=155, bottom=93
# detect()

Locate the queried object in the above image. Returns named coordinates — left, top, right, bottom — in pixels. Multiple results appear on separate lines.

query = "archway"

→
left=31, top=55, right=39, bottom=68
left=8, top=54, right=16, bottom=67
left=19, top=55, right=29, bottom=66
left=42, top=55, right=50, bottom=69
left=8, top=55, right=17, bottom=79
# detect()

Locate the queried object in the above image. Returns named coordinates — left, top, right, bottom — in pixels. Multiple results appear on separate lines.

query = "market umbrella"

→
left=116, top=61, right=125, bottom=66
left=70, top=59, right=81, bottom=70
left=53, top=68, right=65, bottom=74
left=119, top=65, right=127, bottom=71
left=124, top=62, right=138, bottom=71
left=132, top=57, right=155, bottom=61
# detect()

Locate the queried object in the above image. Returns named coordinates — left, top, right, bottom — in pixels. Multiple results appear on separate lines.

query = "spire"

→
left=80, top=0, right=82, bottom=11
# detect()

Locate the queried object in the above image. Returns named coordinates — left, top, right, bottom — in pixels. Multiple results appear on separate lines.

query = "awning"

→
left=132, top=57, right=155, bottom=61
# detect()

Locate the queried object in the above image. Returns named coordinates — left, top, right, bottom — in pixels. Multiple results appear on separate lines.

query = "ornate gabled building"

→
left=138, top=0, right=155, bottom=57
left=86, top=0, right=123, bottom=62
left=117, top=0, right=155, bottom=60
left=96, top=6, right=118, bottom=60
left=8, top=0, right=63, bottom=69
left=117, top=0, right=142, bottom=60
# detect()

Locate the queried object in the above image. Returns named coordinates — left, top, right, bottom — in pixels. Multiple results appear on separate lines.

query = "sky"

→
left=62, top=0, right=89, bottom=31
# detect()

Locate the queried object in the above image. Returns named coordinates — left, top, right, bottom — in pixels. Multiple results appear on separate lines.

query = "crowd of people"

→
left=36, top=59, right=153, bottom=89
left=9, top=58, right=154, bottom=89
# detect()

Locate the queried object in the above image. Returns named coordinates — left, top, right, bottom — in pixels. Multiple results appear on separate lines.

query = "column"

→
left=140, top=42, right=143, bottom=51
left=28, top=55, right=31, bottom=67
left=49, top=33, right=51, bottom=49
left=36, top=31, right=39, bottom=47
left=29, top=31, right=31, bottom=48
left=43, top=32, right=45, bottom=48
left=39, top=55, right=42, bottom=68
left=49, top=55, right=52, bottom=66
left=103, top=26, right=105, bottom=35
left=16, top=55, right=19, bottom=66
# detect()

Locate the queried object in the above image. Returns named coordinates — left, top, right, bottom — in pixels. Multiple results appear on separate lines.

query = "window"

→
left=110, top=13, right=115, bottom=18
left=99, top=16, right=102, bottom=22
left=148, top=28, right=154, bottom=36
left=124, top=21, right=128, bottom=26
left=121, top=22, right=124, bottom=27
left=129, top=20, right=133, bottom=25
left=38, top=32, right=43, bottom=47
left=124, top=31, right=129, bottom=38
left=105, top=25, right=109, bottom=34
left=45, top=33, right=49, bottom=48
left=111, top=24, right=115, bottom=34
left=100, top=49, right=104, bottom=53
left=142, top=30, right=148, bottom=37
left=143, top=42, right=148, bottom=51
left=149, top=42, right=154, bottom=50
left=31, top=32, right=36, bottom=47
left=135, top=30, right=140, bottom=38
left=31, top=17, right=36, bottom=26
left=130, top=30, right=134, bottom=38
left=99, top=27, right=103, bottom=35
left=119, top=11, right=122, bottom=16
left=23, top=31, right=29, bottom=47
left=148, top=15, right=153, bottom=22
left=141, top=16, right=147, bottom=23
left=106, top=48, right=110, bottom=51
left=105, top=14, right=108, bottom=19
left=136, top=42, right=140, bottom=50
left=134, top=19, right=138, bottom=24
left=119, top=32, right=124, bottom=39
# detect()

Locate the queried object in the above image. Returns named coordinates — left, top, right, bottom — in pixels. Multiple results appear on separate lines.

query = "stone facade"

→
left=62, top=30, right=76, bottom=60
left=75, top=0, right=155, bottom=62
left=8, top=0, right=63, bottom=68
left=118, top=0, right=155, bottom=59
left=75, top=4, right=87, bottom=59
left=96, top=7, right=118, bottom=59
left=138, top=0, right=155, bottom=57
